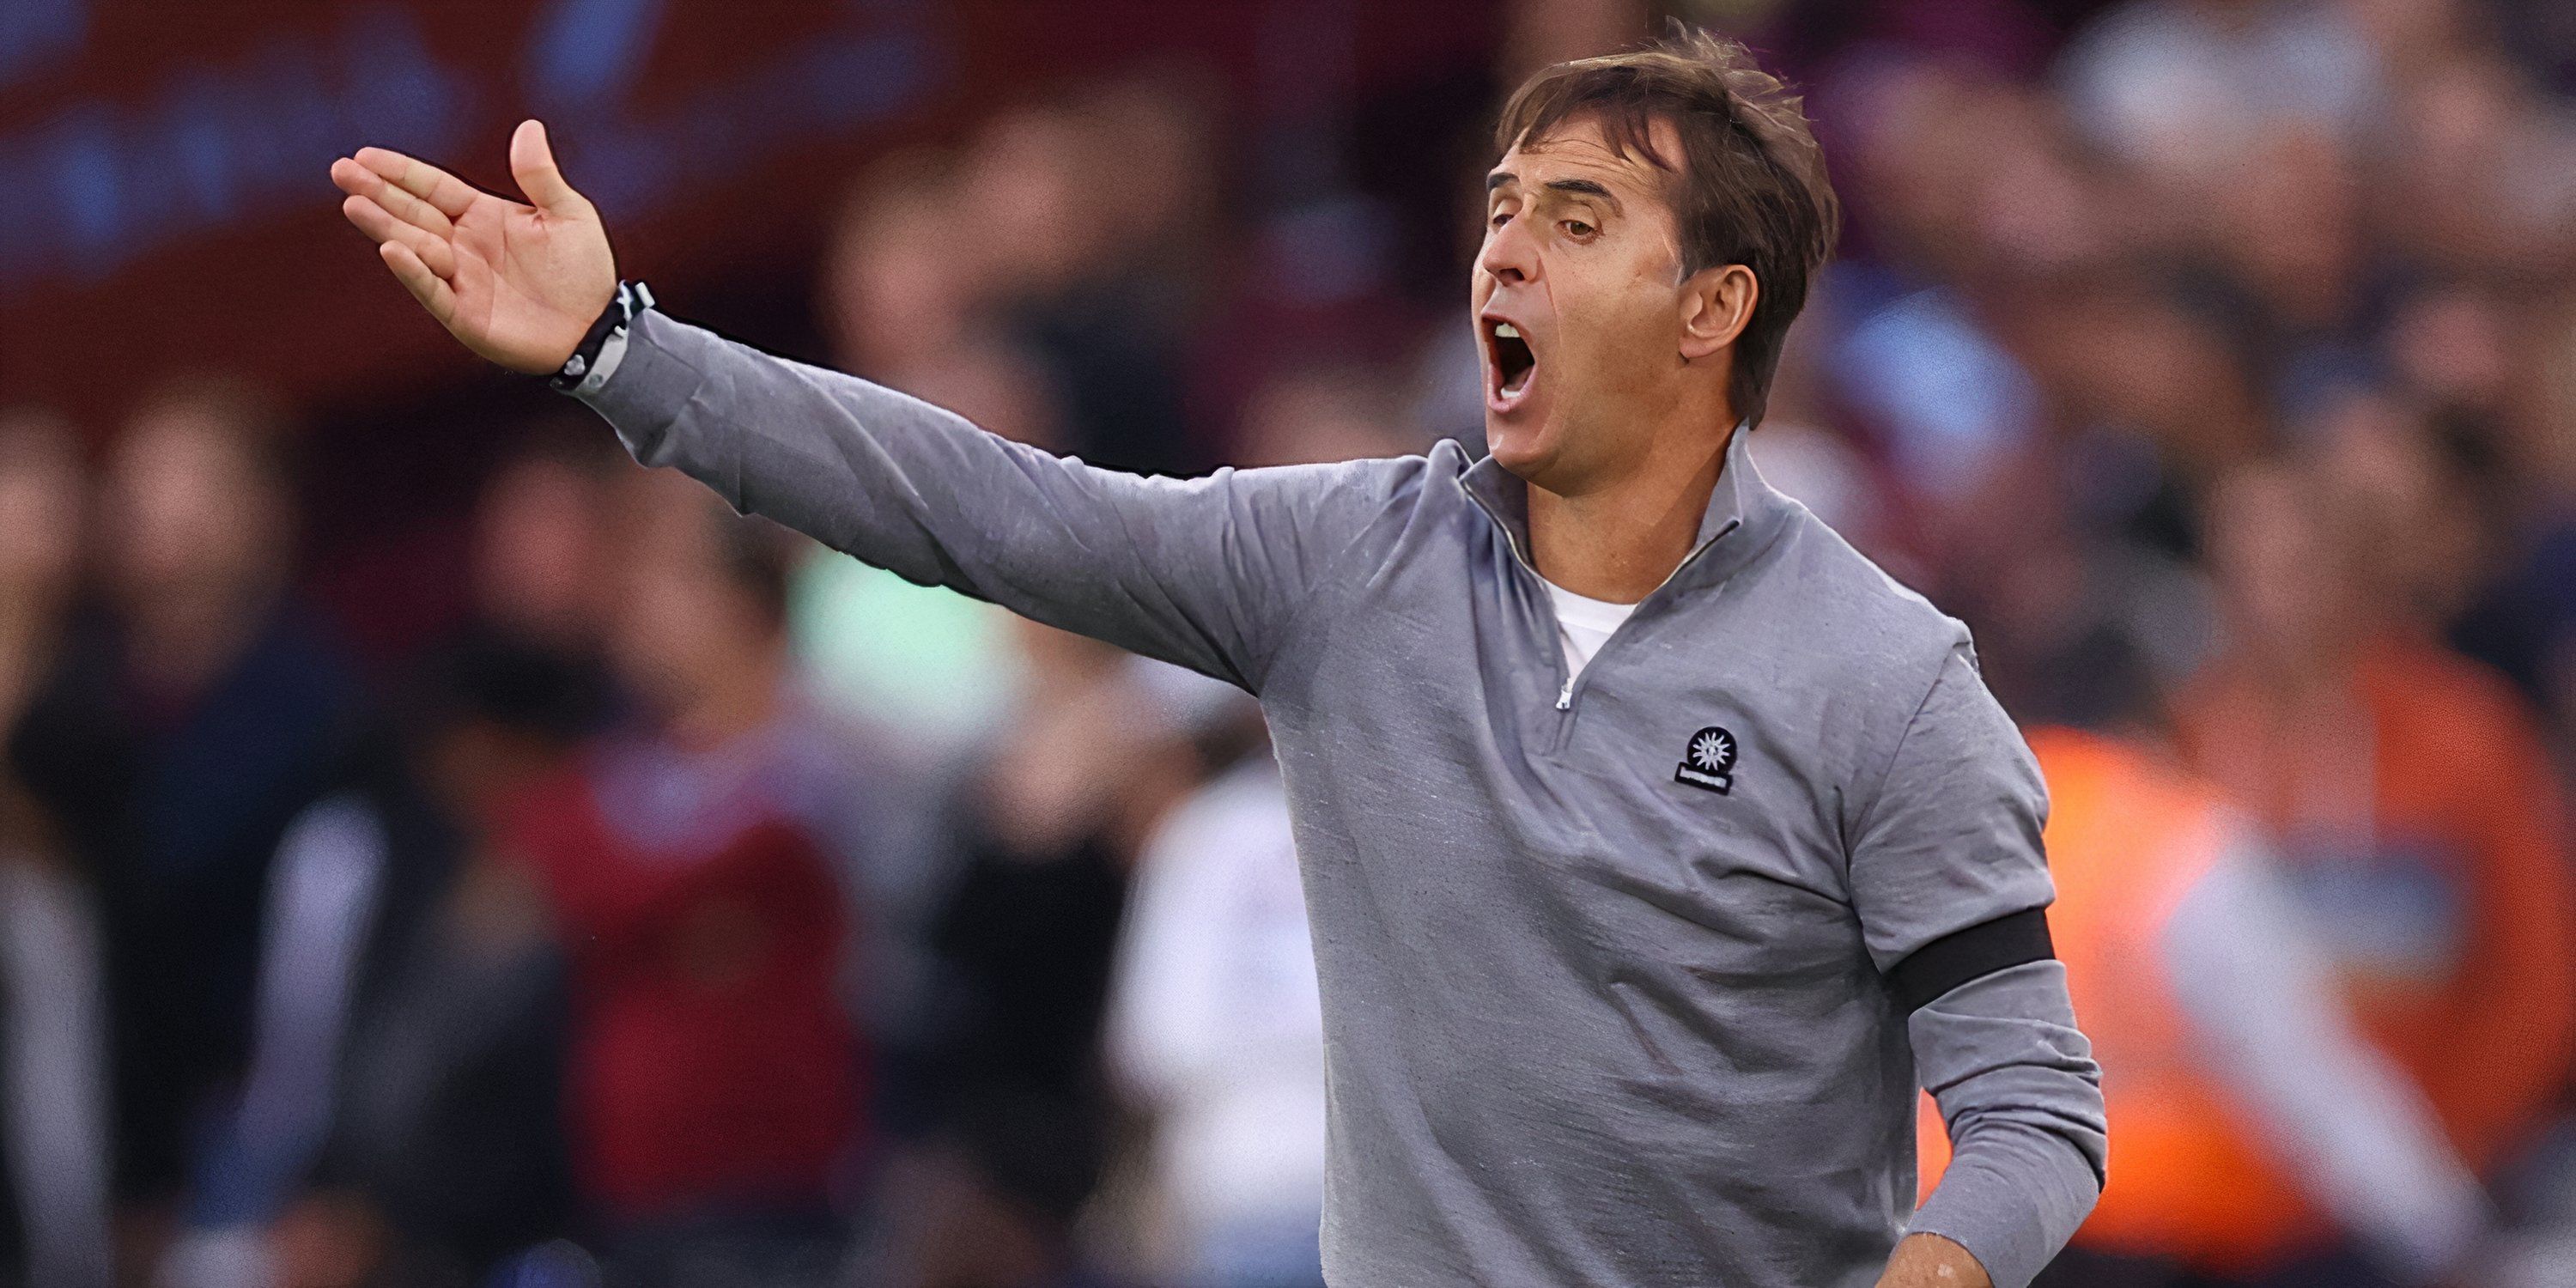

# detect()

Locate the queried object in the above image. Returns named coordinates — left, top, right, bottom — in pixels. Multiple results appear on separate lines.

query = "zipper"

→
left=1461, top=482, right=1583, bottom=712
left=1549, top=517, right=1741, bottom=724
left=1460, top=478, right=1742, bottom=720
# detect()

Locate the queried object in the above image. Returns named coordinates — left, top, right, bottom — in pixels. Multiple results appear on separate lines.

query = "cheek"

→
left=1559, top=295, right=1668, bottom=376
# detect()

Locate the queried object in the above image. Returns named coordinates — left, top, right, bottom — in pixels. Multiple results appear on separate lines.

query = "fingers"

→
left=340, top=195, right=458, bottom=279
left=380, top=240, right=458, bottom=326
left=507, top=119, right=588, bottom=216
left=352, top=146, right=482, bottom=220
left=330, top=157, right=455, bottom=238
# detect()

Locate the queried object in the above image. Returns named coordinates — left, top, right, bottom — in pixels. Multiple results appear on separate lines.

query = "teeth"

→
left=1493, top=322, right=1520, bottom=339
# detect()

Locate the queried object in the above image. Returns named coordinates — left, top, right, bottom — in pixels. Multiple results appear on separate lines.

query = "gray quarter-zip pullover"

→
left=579, top=311, right=2106, bottom=1288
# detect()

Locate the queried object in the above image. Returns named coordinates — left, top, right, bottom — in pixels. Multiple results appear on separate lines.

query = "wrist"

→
left=1879, top=1233, right=1993, bottom=1288
left=548, top=280, right=654, bottom=395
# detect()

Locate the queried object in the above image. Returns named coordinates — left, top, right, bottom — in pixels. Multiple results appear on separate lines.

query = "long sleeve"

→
left=2162, top=839, right=2490, bottom=1285
left=579, top=311, right=1410, bottom=693
left=1849, top=648, right=2105, bottom=1288
left=1906, top=963, right=2105, bottom=1288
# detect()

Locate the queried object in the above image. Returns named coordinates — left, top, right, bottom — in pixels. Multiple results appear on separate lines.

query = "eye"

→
left=1562, top=219, right=1596, bottom=239
left=1489, top=210, right=1512, bottom=229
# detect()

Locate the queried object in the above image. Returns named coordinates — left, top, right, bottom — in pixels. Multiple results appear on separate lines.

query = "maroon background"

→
left=0, top=0, right=1499, bottom=434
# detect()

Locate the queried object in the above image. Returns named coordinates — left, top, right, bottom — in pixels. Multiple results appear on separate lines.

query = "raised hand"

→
left=330, top=119, right=617, bottom=374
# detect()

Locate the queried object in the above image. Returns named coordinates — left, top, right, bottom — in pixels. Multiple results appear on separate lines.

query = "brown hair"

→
left=1495, top=26, right=1839, bottom=427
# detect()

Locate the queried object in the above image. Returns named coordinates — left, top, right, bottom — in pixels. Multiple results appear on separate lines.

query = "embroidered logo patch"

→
left=1674, top=726, right=1737, bottom=795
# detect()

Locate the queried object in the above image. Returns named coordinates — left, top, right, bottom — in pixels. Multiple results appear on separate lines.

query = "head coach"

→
left=332, top=27, right=2105, bottom=1288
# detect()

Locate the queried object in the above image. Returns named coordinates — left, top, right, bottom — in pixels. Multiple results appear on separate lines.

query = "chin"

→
left=1484, top=410, right=1565, bottom=482
left=1483, top=422, right=1542, bottom=473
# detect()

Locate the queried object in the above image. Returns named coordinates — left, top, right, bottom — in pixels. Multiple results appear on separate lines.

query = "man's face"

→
left=1475, top=115, right=1695, bottom=489
left=106, top=414, right=283, bottom=607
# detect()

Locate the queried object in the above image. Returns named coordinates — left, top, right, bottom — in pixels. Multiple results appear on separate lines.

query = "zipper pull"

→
left=1556, top=675, right=1574, bottom=711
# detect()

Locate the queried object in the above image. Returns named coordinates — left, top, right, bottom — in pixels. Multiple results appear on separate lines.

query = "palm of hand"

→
left=331, top=119, right=617, bottom=374
left=445, top=195, right=611, bottom=372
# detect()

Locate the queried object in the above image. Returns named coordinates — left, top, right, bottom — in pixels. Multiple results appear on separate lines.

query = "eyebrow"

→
left=1485, top=172, right=1620, bottom=212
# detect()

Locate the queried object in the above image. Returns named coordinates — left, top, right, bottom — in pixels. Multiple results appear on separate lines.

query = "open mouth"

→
left=1485, top=319, right=1538, bottom=409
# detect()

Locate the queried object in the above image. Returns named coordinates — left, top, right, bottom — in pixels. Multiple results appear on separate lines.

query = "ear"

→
left=1679, top=264, right=1758, bottom=363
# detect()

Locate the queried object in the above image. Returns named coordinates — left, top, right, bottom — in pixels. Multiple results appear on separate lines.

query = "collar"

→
left=1458, top=422, right=1791, bottom=598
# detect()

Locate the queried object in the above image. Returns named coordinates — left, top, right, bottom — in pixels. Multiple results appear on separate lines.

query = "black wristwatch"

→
left=549, top=280, right=655, bottom=394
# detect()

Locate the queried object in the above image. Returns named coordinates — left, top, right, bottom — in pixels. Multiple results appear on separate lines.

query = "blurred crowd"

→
left=6, top=1, right=2576, bottom=1287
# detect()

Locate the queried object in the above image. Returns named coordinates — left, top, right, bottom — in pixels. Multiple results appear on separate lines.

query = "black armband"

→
left=549, top=280, right=655, bottom=394
left=1886, top=908, right=2056, bottom=1013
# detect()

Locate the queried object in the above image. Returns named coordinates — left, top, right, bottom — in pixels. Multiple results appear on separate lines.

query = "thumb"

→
left=509, top=119, right=586, bottom=214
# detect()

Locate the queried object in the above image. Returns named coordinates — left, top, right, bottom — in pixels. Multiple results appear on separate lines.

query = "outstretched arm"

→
left=580, top=311, right=1391, bottom=688
left=332, top=125, right=1404, bottom=690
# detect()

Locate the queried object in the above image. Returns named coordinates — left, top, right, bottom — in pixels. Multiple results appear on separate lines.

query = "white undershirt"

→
left=1544, top=580, right=1638, bottom=681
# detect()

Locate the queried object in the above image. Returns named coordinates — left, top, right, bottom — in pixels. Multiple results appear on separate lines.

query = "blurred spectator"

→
left=819, top=154, right=987, bottom=400
left=2057, top=0, right=2384, bottom=181
left=466, top=419, right=626, bottom=660
left=170, top=412, right=633, bottom=1284
left=1921, top=723, right=2509, bottom=1288
left=7, top=380, right=364, bottom=1277
left=2006, top=269, right=2269, bottom=555
left=978, top=80, right=1213, bottom=478
left=829, top=77, right=1217, bottom=480
left=505, top=471, right=899, bottom=1285
left=1230, top=364, right=1413, bottom=471
left=0, top=408, right=84, bottom=796
left=2178, top=462, right=2576, bottom=1182
left=0, top=409, right=114, bottom=1288
left=2303, top=391, right=2494, bottom=636
left=163, top=634, right=590, bottom=1288
left=285, top=636, right=586, bottom=1288
left=879, top=627, right=1212, bottom=1288
left=1104, top=746, right=1321, bottom=1288
left=210, top=434, right=629, bottom=1288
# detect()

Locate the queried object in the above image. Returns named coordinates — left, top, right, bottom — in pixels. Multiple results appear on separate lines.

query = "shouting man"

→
left=331, top=29, right=2104, bottom=1288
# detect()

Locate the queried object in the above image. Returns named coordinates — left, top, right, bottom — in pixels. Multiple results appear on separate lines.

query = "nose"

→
left=1479, top=216, right=1536, bottom=287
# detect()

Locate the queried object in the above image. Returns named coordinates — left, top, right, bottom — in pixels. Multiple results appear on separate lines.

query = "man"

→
left=1107, top=730, right=1330, bottom=1288
left=331, top=30, right=2105, bottom=1288
left=0, top=410, right=112, bottom=1288
left=506, top=475, right=874, bottom=1285
left=2182, top=455, right=2576, bottom=1185
left=1920, top=725, right=2503, bottom=1288
left=9, top=382, right=364, bottom=1271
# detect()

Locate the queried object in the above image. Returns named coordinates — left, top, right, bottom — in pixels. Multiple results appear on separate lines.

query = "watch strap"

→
left=549, top=280, right=655, bottom=396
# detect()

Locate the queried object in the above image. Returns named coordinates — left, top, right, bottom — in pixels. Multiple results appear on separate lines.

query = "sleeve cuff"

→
left=549, top=280, right=655, bottom=394
left=566, top=309, right=710, bottom=466
left=1908, top=1130, right=2102, bottom=1288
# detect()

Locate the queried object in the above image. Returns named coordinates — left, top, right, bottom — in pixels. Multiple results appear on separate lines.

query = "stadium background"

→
left=6, top=0, right=2576, bottom=1285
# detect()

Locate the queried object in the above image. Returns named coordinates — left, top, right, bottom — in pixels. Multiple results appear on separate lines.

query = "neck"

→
left=1527, top=423, right=1734, bottom=603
